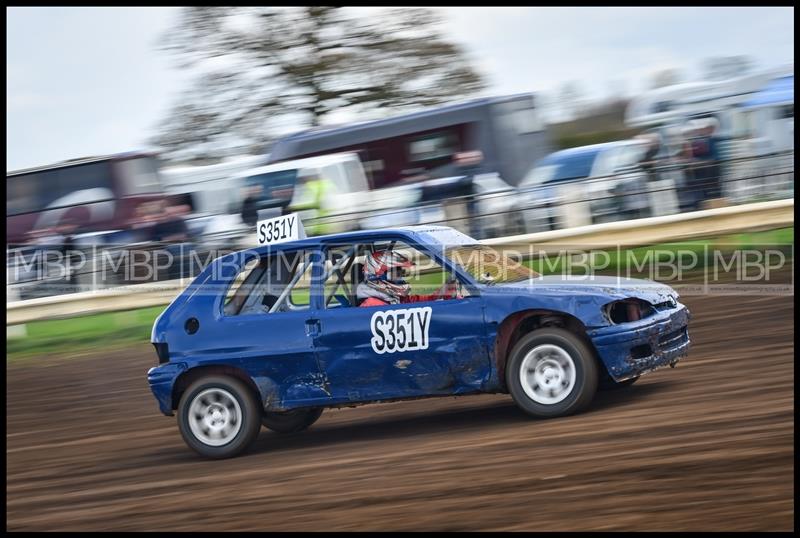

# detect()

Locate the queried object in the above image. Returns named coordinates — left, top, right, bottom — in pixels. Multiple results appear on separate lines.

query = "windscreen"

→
left=552, top=151, right=599, bottom=181
left=520, top=164, right=558, bottom=188
left=245, top=169, right=298, bottom=202
left=445, top=245, right=539, bottom=285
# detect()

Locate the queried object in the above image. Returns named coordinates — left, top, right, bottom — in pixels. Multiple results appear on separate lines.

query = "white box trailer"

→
left=233, top=152, right=423, bottom=238
left=159, top=154, right=270, bottom=216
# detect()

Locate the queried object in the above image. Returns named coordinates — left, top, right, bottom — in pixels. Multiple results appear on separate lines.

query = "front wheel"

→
left=177, top=375, right=262, bottom=459
left=261, top=407, right=323, bottom=433
left=506, top=328, right=598, bottom=418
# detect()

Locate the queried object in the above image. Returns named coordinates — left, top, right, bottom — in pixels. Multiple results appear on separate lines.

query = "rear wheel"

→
left=506, top=328, right=598, bottom=418
left=177, top=375, right=262, bottom=459
left=261, top=407, right=323, bottom=433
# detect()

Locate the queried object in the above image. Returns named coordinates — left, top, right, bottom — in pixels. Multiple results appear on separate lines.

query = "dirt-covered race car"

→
left=147, top=215, right=691, bottom=458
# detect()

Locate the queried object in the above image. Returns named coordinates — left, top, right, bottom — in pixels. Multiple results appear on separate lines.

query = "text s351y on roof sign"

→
left=257, top=213, right=306, bottom=246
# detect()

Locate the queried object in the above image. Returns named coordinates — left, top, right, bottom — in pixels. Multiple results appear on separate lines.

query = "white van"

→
left=233, top=153, right=385, bottom=236
left=160, top=155, right=269, bottom=214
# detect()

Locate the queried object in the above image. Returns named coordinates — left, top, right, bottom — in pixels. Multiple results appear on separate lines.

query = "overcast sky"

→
left=6, top=6, right=794, bottom=171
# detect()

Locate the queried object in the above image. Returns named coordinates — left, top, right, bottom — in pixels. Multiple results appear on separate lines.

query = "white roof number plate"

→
left=257, top=213, right=306, bottom=246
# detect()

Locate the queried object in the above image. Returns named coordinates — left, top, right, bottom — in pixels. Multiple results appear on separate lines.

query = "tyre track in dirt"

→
left=6, top=294, right=794, bottom=531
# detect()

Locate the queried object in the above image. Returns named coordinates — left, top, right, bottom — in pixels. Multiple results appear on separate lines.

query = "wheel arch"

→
left=171, top=364, right=264, bottom=412
left=494, top=309, right=601, bottom=391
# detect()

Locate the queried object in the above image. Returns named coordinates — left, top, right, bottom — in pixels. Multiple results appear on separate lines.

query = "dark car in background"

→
left=511, top=143, right=612, bottom=233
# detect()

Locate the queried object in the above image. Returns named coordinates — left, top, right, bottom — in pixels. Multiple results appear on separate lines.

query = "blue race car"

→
left=148, top=222, right=690, bottom=458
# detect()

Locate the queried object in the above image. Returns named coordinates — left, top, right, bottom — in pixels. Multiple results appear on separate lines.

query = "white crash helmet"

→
left=362, top=249, right=415, bottom=303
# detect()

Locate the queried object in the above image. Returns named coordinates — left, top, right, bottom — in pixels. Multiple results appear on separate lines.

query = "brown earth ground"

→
left=6, top=294, right=794, bottom=531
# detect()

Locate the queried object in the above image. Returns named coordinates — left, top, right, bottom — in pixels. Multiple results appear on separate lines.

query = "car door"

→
left=216, top=249, right=331, bottom=408
left=309, top=242, right=491, bottom=403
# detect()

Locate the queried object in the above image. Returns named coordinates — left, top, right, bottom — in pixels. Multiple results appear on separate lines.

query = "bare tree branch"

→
left=151, top=7, right=487, bottom=163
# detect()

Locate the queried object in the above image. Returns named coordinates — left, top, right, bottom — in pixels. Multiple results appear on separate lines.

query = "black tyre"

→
left=506, top=328, right=598, bottom=418
left=177, top=375, right=262, bottom=459
left=261, top=407, right=324, bottom=433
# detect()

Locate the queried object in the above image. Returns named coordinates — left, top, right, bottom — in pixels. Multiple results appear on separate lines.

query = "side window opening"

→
left=399, top=243, right=454, bottom=297
left=322, top=244, right=361, bottom=309
left=224, top=250, right=314, bottom=316
left=223, top=256, right=264, bottom=316
left=322, top=241, right=468, bottom=310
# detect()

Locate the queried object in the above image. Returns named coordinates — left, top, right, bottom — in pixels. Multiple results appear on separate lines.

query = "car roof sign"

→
left=257, top=212, right=306, bottom=246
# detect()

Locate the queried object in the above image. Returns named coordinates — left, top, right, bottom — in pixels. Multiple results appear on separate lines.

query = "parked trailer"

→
left=266, top=93, right=553, bottom=188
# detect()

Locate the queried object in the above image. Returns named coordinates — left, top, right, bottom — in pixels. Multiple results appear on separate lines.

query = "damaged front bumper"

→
left=588, top=304, right=691, bottom=382
left=147, top=362, right=187, bottom=416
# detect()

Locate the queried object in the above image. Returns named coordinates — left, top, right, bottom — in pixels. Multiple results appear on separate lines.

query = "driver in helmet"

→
left=357, top=249, right=459, bottom=307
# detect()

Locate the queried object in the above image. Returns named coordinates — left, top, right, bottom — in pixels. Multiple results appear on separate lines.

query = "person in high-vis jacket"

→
left=289, top=172, right=335, bottom=236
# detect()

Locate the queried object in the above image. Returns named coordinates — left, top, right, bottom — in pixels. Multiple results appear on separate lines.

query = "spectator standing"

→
left=637, top=133, right=661, bottom=184
left=57, top=219, right=80, bottom=293
left=427, top=150, right=485, bottom=237
left=130, top=201, right=163, bottom=243
left=152, top=203, right=194, bottom=280
left=671, top=124, right=698, bottom=212
left=618, top=133, right=660, bottom=220
left=693, top=118, right=723, bottom=205
left=240, top=185, right=263, bottom=228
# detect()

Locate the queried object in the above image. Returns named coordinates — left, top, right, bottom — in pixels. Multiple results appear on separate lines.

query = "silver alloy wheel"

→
left=188, top=388, right=243, bottom=447
left=519, top=344, right=576, bottom=405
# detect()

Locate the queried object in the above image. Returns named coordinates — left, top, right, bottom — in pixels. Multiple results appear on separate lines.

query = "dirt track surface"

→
left=6, top=294, right=794, bottom=531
